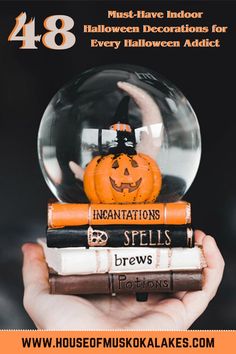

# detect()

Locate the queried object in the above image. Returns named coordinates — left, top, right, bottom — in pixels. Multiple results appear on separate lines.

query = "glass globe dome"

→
left=38, top=64, right=201, bottom=203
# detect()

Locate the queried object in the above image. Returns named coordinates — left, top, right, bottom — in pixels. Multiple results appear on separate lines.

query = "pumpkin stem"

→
left=109, top=96, right=137, bottom=155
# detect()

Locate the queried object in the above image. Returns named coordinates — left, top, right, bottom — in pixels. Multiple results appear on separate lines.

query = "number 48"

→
left=8, top=12, right=76, bottom=50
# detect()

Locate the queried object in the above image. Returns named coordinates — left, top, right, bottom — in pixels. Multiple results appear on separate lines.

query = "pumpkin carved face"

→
left=83, top=153, right=162, bottom=203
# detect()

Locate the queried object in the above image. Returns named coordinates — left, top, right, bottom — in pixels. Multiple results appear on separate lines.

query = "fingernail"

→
left=21, top=243, right=31, bottom=254
left=206, top=235, right=216, bottom=243
left=204, top=236, right=217, bottom=252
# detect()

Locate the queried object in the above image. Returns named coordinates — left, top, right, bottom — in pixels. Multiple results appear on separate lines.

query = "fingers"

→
left=117, top=81, right=162, bottom=122
left=194, top=229, right=206, bottom=245
left=69, top=161, right=84, bottom=181
left=202, top=235, right=225, bottom=299
left=205, top=235, right=225, bottom=269
left=117, top=81, right=163, bottom=158
left=182, top=232, right=225, bottom=328
left=22, top=243, right=49, bottom=295
left=22, top=243, right=50, bottom=327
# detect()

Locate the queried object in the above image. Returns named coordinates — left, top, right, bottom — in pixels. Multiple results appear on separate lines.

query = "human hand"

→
left=69, top=81, right=163, bottom=183
left=22, top=230, right=224, bottom=330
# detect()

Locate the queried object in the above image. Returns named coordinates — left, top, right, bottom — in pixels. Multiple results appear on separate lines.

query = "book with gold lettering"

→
left=47, top=225, right=194, bottom=248
left=49, top=270, right=203, bottom=295
left=38, top=238, right=206, bottom=276
left=48, top=201, right=191, bottom=228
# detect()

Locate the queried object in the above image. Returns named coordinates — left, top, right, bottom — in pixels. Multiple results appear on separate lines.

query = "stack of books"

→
left=40, top=201, right=206, bottom=299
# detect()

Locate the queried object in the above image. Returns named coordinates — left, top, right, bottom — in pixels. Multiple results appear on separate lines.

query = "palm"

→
left=40, top=292, right=187, bottom=329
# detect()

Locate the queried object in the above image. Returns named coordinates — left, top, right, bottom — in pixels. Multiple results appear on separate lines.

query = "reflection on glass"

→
left=38, top=64, right=201, bottom=203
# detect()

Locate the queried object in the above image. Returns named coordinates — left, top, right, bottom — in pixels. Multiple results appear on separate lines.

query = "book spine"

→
left=48, top=201, right=191, bottom=228
left=47, top=225, right=194, bottom=248
left=49, top=270, right=203, bottom=295
left=39, top=239, right=206, bottom=275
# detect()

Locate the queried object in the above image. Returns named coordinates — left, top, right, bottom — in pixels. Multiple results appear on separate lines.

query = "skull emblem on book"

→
left=87, top=226, right=108, bottom=246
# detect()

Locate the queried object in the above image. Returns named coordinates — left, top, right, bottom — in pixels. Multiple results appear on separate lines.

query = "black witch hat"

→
left=108, top=96, right=136, bottom=155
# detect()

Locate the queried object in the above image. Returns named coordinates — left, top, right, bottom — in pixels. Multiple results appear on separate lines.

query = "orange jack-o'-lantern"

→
left=83, top=96, right=162, bottom=203
left=84, top=152, right=162, bottom=203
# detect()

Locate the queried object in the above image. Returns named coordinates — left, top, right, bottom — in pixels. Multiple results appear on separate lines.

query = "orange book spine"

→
left=48, top=202, right=191, bottom=228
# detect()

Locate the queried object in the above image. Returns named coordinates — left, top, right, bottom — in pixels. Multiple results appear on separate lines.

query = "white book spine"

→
left=39, top=239, right=206, bottom=276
